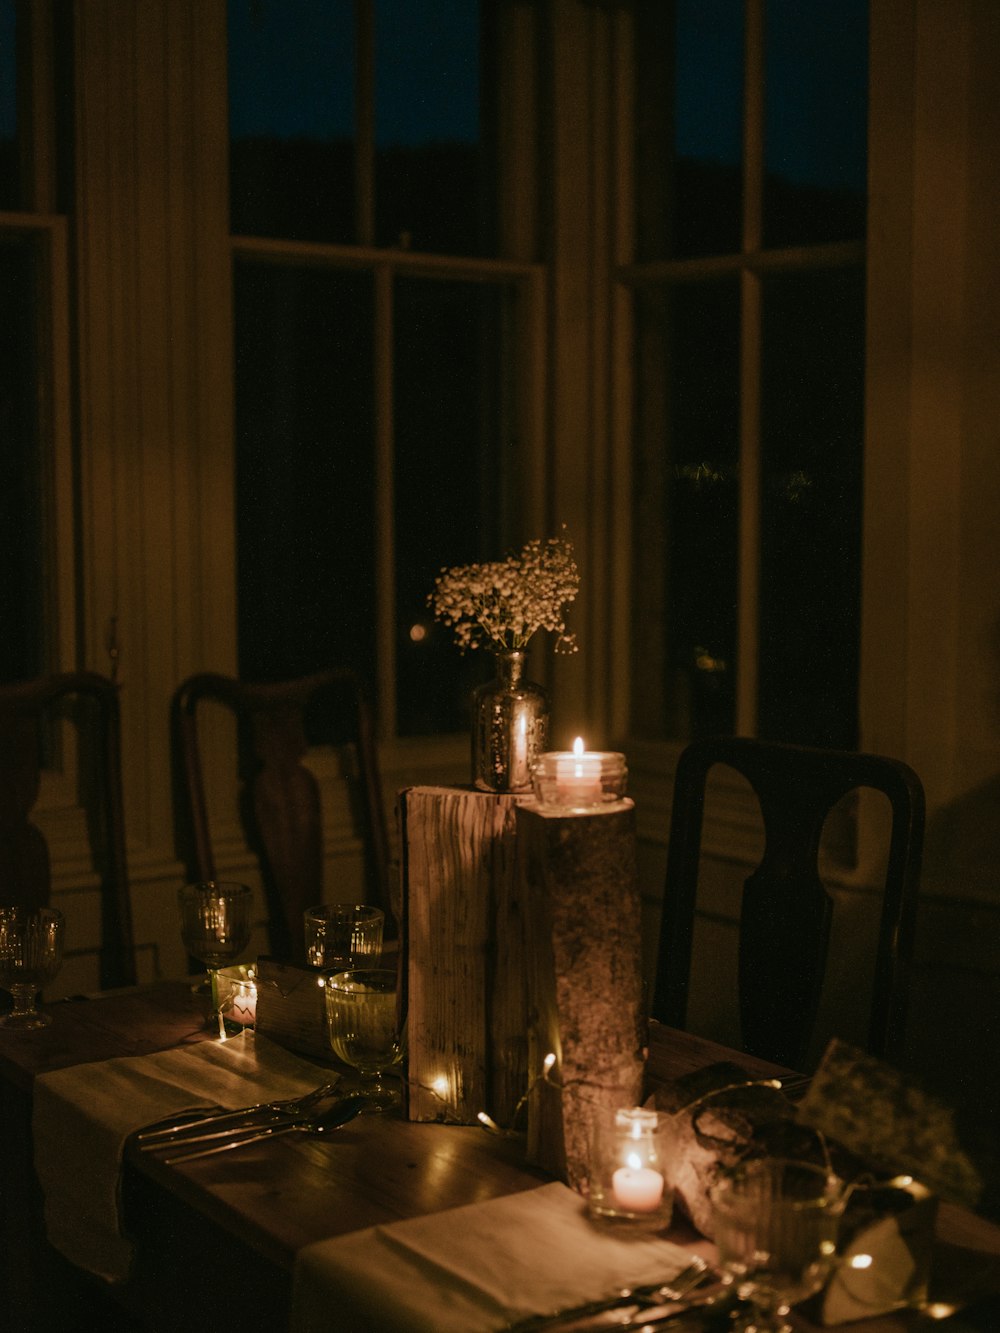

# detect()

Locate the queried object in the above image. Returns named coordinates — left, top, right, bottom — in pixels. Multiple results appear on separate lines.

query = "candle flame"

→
left=572, top=736, right=585, bottom=756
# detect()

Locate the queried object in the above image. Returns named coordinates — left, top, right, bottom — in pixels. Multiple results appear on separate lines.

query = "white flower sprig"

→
left=428, top=533, right=580, bottom=654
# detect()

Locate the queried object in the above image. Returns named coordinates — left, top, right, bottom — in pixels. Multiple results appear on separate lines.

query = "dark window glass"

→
left=764, top=0, right=868, bottom=248
left=671, top=0, right=743, bottom=258
left=228, top=0, right=356, bottom=242
left=635, top=0, right=743, bottom=262
left=0, top=0, right=17, bottom=210
left=375, top=0, right=485, bottom=255
left=758, top=268, right=864, bottom=747
left=394, top=276, right=514, bottom=735
left=233, top=262, right=376, bottom=686
left=0, top=236, right=43, bottom=682
left=634, top=280, right=740, bottom=739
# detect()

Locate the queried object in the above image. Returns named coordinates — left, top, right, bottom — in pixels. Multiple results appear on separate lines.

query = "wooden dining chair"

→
left=0, top=671, right=136, bottom=989
left=172, top=668, right=392, bottom=962
left=651, top=735, right=925, bottom=1070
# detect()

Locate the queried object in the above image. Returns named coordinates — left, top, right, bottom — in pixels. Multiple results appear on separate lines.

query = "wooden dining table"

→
left=2, top=979, right=998, bottom=1332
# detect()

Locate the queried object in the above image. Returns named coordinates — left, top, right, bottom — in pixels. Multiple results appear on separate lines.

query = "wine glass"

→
left=0, top=907, right=65, bottom=1031
left=303, top=903, right=384, bottom=969
left=709, top=1157, right=847, bottom=1333
left=324, top=967, right=402, bottom=1110
left=178, top=882, right=253, bottom=1027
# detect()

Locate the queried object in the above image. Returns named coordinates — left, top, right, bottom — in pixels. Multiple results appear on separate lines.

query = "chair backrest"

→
left=651, top=735, right=925, bottom=1070
left=172, top=668, right=392, bottom=962
left=0, top=671, right=136, bottom=989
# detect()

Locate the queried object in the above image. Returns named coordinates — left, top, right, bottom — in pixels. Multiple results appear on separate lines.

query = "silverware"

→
left=134, top=1080, right=340, bottom=1144
left=554, top=1284, right=735, bottom=1331
left=161, top=1094, right=368, bottom=1164
left=507, top=1256, right=711, bottom=1332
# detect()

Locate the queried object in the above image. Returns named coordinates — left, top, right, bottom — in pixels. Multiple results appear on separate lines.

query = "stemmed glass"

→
left=178, top=882, right=253, bottom=1028
left=304, top=903, right=384, bottom=970
left=324, top=967, right=402, bottom=1110
left=0, top=907, right=65, bottom=1031
left=709, top=1157, right=847, bottom=1333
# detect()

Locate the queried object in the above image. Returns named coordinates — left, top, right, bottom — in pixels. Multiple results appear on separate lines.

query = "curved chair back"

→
left=651, top=735, right=925, bottom=1069
left=172, top=668, right=392, bottom=962
left=0, top=671, right=136, bottom=989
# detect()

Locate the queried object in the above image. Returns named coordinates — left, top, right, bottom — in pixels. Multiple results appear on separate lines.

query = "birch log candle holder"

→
left=517, top=798, right=645, bottom=1192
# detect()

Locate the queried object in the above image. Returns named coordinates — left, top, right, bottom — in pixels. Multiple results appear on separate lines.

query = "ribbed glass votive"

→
left=531, top=746, right=628, bottom=812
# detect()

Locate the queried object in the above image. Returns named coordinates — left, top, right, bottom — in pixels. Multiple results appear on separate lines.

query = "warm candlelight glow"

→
left=554, top=738, right=602, bottom=807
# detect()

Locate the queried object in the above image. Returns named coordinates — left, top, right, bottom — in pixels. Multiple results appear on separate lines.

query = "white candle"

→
left=555, top=736, right=603, bottom=807
left=232, top=981, right=257, bottom=1026
left=612, top=1163, right=665, bottom=1213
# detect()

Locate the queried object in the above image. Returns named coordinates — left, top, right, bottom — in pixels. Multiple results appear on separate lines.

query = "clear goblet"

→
left=0, top=907, right=65, bottom=1031
left=709, top=1157, right=847, bottom=1333
left=303, top=903, right=384, bottom=969
left=324, top=967, right=402, bottom=1110
left=178, top=881, right=253, bottom=1029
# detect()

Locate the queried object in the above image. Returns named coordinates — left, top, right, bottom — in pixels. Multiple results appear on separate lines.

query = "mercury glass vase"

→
left=472, top=650, right=549, bottom=793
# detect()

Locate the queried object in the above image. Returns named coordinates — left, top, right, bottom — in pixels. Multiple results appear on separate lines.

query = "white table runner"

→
left=33, top=1031, right=334, bottom=1283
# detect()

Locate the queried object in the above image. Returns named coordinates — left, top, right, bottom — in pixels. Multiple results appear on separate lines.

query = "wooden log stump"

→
left=399, top=785, right=533, bottom=1125
left=518, top=800, right=645, bottom=1192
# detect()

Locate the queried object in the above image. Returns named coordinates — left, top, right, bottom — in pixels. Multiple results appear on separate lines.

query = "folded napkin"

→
left=32, top=1031, right=335, bottom=1283
left=292, top=1181, right=702, bottom=1333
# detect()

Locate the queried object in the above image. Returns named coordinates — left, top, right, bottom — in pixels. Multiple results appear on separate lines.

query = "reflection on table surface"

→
left=1, top=979, right=998, bottom=1333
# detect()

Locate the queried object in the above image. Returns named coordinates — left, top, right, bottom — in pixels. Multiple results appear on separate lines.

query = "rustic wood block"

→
left=399, top=785, right=533, bottom=1125
left=254, top=957, right=331, bottom=1061
left=518, top=800, right=645, bottom=1191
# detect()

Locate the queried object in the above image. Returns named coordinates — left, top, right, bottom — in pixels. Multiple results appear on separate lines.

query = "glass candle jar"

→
left=532, top=744, right=628, bottom=812
left=213, top=963, right=258, bottom=1034
left=588, top=1106, right=675, bottom=1229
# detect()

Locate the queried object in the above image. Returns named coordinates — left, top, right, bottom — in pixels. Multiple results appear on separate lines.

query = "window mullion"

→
left=736, top=0, right=765, bottom=736
left=374, top=262, right=396, bottom=738
left=355, top=0, right=375, bottom=246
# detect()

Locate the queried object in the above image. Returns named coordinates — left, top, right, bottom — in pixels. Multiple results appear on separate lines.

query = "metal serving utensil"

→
left=135, top=1080, right=340, bottom=1144
left=506, top=1256, right=712, bottom=1332
left=161, top=1094, right=368, bottom=1164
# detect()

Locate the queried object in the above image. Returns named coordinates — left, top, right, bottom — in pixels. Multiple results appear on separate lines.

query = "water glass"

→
left=710, top=1157, right=846, bottom=1333
left=304, top=903, right=384, bottom=969
left=324, top=967, right=401, bottom=1109
left=0, top=906, right=65, bottom=1030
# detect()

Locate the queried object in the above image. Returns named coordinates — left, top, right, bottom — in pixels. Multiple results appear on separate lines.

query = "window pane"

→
left=0, top=0, right=16, bottom=210
left=394, top=276, right=515, bottom=735
left=764, top=0, right=868, bottom=248
left=375, top=0, right=485, bottom=255
left=758, top=268, right=864, bottom=747
left=228, top=0, right=356, bottom=243
left=671, top=0, right=743, bottom=258
left=632, top=280, right=740, bottom=738
left=234, top=262, right=376, bottom=687
left=635, top=0, right=743, bottom=262
left=0, top=236, right=43, bottom=682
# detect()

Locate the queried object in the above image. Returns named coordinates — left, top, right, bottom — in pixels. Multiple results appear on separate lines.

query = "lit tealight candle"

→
left=555, top=737, right=603, bottom=807
left=232, top=978, right=257, bottom=1026
left=612, top=1160, right=665, bottom=1213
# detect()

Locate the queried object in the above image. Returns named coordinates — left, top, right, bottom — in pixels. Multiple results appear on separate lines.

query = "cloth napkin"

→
left=292, top=1180, right=702, bottom=1333
left=32, top=1031, right=335, bottom=1283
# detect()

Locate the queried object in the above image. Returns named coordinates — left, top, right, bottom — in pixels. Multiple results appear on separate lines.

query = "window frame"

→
left=622, top=0, right=866, bottom=742
left=228, top=0, right=548, bottom=743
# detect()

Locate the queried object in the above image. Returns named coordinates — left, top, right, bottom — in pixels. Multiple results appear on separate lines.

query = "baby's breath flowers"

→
left=428, top=534, right=580, bottom=654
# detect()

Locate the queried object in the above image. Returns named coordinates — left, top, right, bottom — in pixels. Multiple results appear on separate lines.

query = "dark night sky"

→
left=2, top=1, right=868, bottom=192
left=227, top=0, right=480, bottom=148
left=227, top=0, right=867, bottom=190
